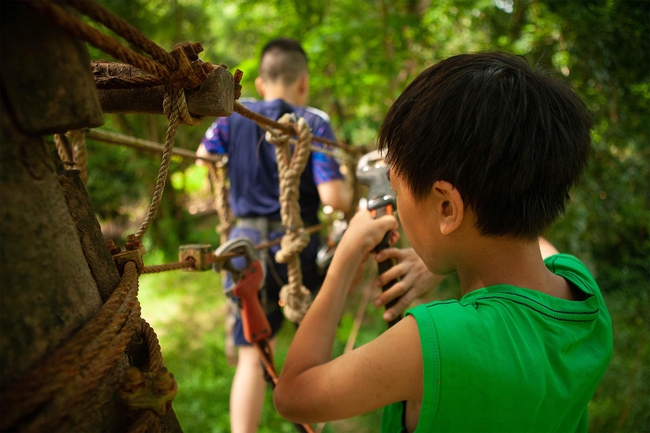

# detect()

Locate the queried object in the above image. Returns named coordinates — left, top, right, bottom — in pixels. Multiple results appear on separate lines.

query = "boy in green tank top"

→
left=273, top=52, right=613, bottom=432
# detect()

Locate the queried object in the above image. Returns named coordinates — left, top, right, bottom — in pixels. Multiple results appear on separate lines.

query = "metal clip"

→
left=213, top=237, right=264, bottom=284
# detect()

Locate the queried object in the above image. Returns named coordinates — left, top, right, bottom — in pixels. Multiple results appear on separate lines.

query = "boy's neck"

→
left=455, top=236, right=564, bottom=298
left=261, top=82, right=306, bottom=107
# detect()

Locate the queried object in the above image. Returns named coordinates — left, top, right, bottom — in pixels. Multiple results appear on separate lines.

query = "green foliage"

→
left=82, top=0, right=649, bottom=430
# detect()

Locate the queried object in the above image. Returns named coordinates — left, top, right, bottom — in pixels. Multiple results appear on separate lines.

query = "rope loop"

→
left=266, top=113, right=314, bottom=323
left=163, top=86, right=204, bottom=126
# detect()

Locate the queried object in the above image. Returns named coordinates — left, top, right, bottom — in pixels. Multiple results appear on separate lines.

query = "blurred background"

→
left=75, top=0, right=648, bottom=431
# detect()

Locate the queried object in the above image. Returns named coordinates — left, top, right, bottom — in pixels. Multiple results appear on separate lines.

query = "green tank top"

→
left=380, top=254, right=613, bottom=432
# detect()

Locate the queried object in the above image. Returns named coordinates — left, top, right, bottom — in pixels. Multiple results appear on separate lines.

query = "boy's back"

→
left=382, top=254, right=612, bottom=432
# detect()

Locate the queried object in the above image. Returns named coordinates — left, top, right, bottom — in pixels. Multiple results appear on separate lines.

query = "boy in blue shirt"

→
left=197, top=38, right=350, bottom=433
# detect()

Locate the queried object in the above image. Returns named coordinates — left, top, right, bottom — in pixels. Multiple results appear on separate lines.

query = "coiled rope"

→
left=0, top=262, right=171, bottom=432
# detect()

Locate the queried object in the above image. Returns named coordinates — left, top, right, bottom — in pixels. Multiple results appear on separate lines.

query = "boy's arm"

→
left=195, top=143, right=211, bottom=166
left=274, top=210, right=423, bottom=423
left=317, top=179, right=352, bottom=214
left=373, top=247, right=446, bottom=322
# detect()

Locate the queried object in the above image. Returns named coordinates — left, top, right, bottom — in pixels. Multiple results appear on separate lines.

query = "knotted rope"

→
left=134, top=87, right=204, bottom=241
left=1, top=262, right=142, bottom=430
left=265, top=114, right=313, bottom=324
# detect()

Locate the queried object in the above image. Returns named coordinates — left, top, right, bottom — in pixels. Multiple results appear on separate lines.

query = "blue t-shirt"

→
left=201, top=98, right=343, bottom=226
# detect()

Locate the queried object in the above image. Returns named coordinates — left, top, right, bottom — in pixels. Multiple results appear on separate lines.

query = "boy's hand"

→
left=337, top=209, right=399, bottom=261
left=374, top=248, right=445, bottom=322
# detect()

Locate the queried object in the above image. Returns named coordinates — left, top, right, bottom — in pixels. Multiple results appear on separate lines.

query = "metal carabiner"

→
left=213, top=237, right=271, bottom=343
left=213, top=237, right=264, bottom=284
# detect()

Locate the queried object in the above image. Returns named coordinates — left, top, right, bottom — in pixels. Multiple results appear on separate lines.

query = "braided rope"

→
left=208, top=162, right=233, bottom=241
left=70, top=130, right=89, bottom=184
left=0, top=262, right=140, bottom=429
left=142, top=259, right=195, bottom=274
left=24, top=303, right=142, bottom=433
left=134, top=88, right=204, bottom=241
left=53, top=131, right=88, bottom=184
left=234, top=100, right=362, bottom=156
left=122, top=320, right=167, bottom=433
left=266, top=114, right=313, bottom=324
left=27, top=0, right=170, bottom=80
left=54, top=133, right=74, bottom=165
left=64, top=0, right=177, bottom=71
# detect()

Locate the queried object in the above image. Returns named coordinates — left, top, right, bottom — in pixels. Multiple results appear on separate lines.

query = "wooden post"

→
left=0, top=2, right=191, bottom=431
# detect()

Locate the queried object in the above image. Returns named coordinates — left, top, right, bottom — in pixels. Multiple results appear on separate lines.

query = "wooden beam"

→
left=97, top=66, right=234, bottom=118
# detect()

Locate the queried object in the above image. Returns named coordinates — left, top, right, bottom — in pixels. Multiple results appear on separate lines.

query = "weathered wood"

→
left=0, top=3, right=183, bottom=431
left=0, top=1, right=104, bottom=135
left=58, top=170, right=122, bottom=302
left=97, top=66, right=234, bottom=117
left=0, top=95, right=104, bottom=391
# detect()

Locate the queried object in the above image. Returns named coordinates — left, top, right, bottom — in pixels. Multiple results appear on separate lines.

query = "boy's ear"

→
left=254, top=76, right=265, bottom=98
left=433, top=180, right=464, bottom=235
left=298, top=73, right=309, bottom=98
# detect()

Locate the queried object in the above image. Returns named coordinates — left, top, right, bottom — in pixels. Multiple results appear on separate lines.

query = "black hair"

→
left=259, top=38, right=308, bottom=86
left=378, top=52, right=593, bottom=240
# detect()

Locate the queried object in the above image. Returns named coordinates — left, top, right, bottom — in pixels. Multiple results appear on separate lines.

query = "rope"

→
left=142, top=258, right=196, bottom=274
left=266, top=114, right=313, bottom=324
left=53, top=131, right=88, bottom=184
left=208, top=163, right=233, bottom=241
left=28, top=0, right=171, bottom=80
left=139, top=223, right=328, bottom=275
left=94, top=75, right=163, bottom=90
left=70, top=130, right=89, bottom=184
left=1, top=262, right=140, bottom=430
left=64, top=0, right=178, bottom=71
left=85, top=129, right=225, bottom=165
left=54, top=133, right=74, bottom=165
left=134, top=87, right=204, bottom=241
left=234, top=101, right=362, bottom=157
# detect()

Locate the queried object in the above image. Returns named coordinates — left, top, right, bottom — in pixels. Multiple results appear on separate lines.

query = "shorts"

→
left=223, top=225, right=323, bottom=346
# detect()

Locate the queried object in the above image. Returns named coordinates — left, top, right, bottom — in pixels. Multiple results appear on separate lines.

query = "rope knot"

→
left=120, top=366, right=178, bottom=417
left=279, top=283, right=312, bottom=325
left=275, top=229, right=310, bottom=264
left=267, top=113, right=315, bottom=323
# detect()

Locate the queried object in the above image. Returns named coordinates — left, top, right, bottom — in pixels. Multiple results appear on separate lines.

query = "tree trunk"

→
left=0, top=2, right=182, bottom=431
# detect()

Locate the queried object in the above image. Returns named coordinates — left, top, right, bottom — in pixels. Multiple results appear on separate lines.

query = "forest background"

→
left=79, top=0, right=648, bottom=431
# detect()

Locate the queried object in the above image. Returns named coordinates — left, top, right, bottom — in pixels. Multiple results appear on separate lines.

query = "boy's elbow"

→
left=273, top=379, right=317, bottom=424
left=273, top=382, right=301, bottom=422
